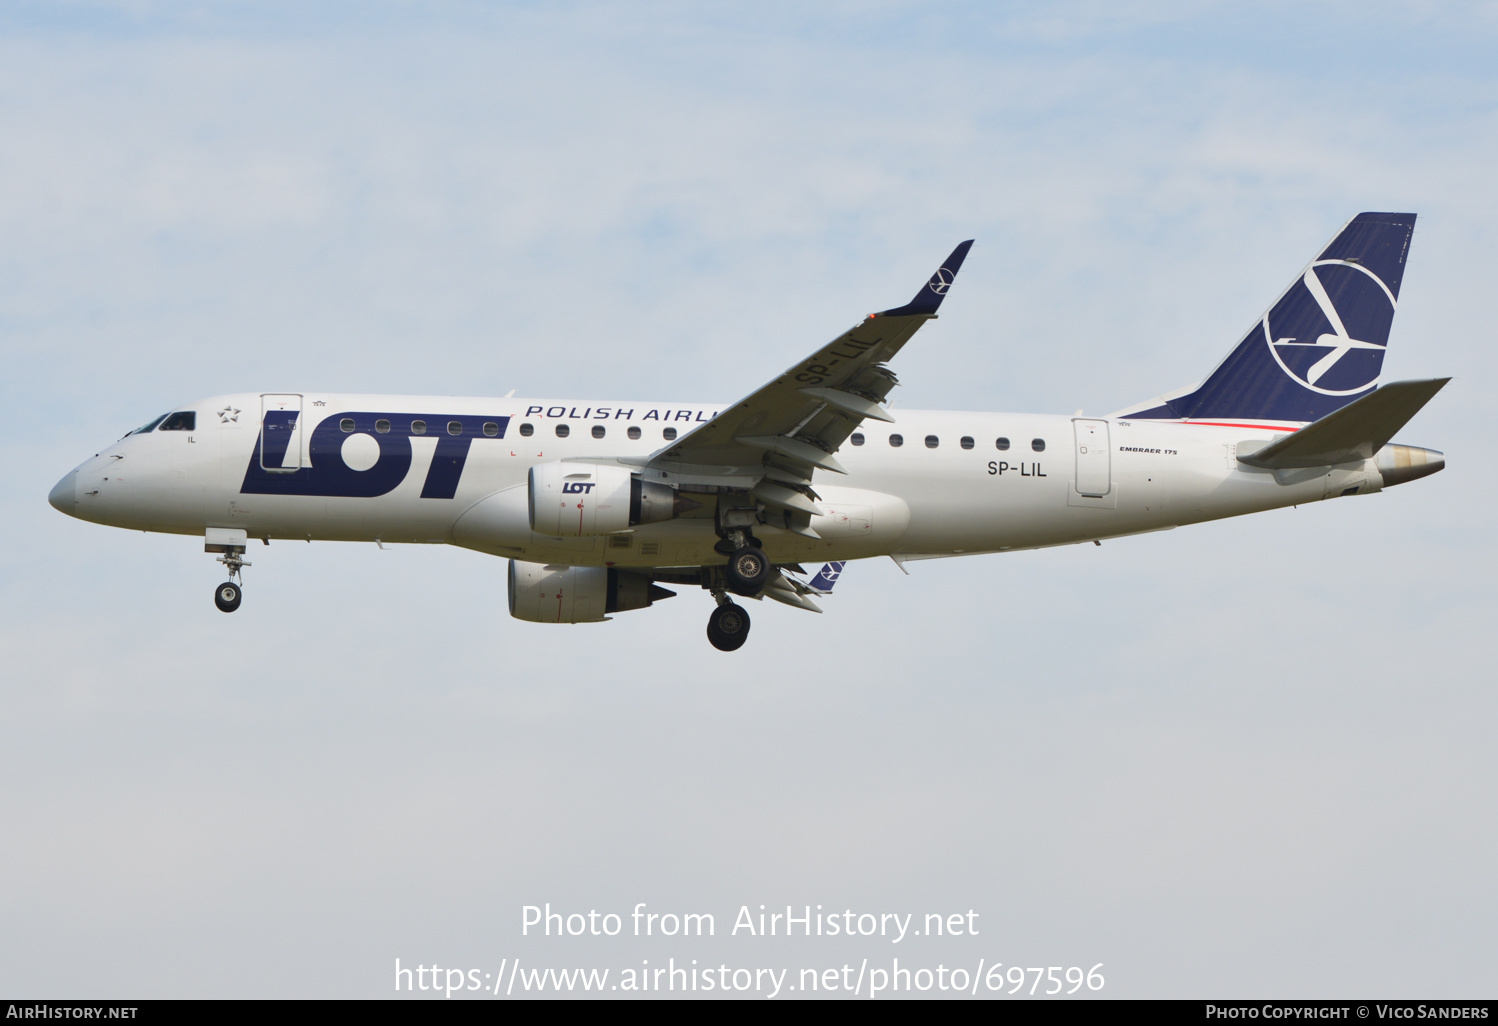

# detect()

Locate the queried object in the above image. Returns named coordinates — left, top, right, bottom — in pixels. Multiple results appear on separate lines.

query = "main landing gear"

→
left=715, top=522, right=769, bottom=598
left=725, top=544, right=770, bottom=597
left=707, top=599, right=751, bottom=652
left=706, top=523, right=765, bottom=651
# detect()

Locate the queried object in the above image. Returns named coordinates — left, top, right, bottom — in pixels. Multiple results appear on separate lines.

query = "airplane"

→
left=48, top=213, right=1447, bottom=651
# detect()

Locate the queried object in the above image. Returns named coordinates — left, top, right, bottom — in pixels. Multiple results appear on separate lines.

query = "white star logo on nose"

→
left=218, top=406, right=240, bottom=423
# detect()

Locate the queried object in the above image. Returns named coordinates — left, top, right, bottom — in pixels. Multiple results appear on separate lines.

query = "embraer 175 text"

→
left=50, top=214, right=1447, bottom=650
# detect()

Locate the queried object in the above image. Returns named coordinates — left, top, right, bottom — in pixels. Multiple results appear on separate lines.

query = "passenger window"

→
left=375, top=419, right=391, bottom=434
left=448, top=421, right=463, bottom=436
left=850, top=432, right=865, bottom=446
left=663, top=427, right=677, bottom=441
left=159, top=412, right=197, bottom=432
left=483, top=422, right=499, bottom=437
left=592, top=425, right=606, bottom=439
left=411, top=420, right=427, bottom=435
left=960, top=436, right=974, bottom=449
left=519, top=423, right=534, bottom=437
left=925, top=435, right=939, bottom=449
left=995, top=437, right=1010, bottom=451
left=1032, top=438, right=1045, bottom=452
left=627, top=426, right=641, bottom=440
left=555, top=423, right=570, bottom=438
left=889, top=434, right=904, bottom=447
left=340, top=418, right=356, bottom=433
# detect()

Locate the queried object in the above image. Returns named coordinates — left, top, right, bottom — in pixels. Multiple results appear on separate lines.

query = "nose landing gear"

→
left=206, top=531, right=251, bottom=614
left=214, top=580, right=243, bottom=612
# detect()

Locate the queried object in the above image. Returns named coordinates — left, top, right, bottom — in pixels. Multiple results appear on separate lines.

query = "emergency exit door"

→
left=1073, top=418, right=1112, bottom=497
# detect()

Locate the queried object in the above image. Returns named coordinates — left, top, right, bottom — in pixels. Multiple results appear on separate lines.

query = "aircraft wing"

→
left=641, top=242, right=974, bottom=496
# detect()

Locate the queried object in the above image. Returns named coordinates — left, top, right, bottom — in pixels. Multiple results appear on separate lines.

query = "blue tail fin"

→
left=1119, top=213, right=1416, bottom=424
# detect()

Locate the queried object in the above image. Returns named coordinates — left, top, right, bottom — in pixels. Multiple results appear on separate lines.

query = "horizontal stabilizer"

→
left=1237, top=378, right=1449, bottom=470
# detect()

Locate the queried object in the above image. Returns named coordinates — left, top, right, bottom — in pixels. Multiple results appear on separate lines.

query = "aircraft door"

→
left=1073, top=418, right=1112, bottom=497
left=259, top=393, right=305, bottom=472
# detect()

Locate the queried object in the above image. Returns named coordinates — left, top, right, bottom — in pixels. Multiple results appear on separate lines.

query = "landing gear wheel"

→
left=214, top=581, right=242, bottom=613
left=707, top=602, right=751, bottom=652
left=725, top=546, right=770, bottom=597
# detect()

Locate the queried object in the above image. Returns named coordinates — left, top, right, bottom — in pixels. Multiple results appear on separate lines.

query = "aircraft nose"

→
left=48, top=470, right=77, bottom=513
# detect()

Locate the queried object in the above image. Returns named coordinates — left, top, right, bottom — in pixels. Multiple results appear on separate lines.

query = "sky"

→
left=1, top=0, right=1495, bottom=1000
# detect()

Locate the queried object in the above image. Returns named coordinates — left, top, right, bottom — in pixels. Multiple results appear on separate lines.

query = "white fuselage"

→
left=53, top=392, right=1384, bottom=567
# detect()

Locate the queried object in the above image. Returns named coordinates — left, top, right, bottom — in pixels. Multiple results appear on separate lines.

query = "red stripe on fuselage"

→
left=1176, top=421, right=1303, bottom=431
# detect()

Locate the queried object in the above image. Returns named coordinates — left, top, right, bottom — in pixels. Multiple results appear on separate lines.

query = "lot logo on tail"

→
left=1265, top=260, right=1396, bottom=396
left=1118, top=213, right=1414, bottom=425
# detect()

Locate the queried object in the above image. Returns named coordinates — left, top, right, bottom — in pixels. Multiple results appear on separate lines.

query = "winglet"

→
left=807, top=561, right=846, bottom=594
left=875, top=240, right=974, bottom=318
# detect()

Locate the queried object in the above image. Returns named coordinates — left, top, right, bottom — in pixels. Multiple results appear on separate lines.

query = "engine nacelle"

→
left=507, top=560, right=675, bottom=623
left=528, top=462, right=679, bottom=537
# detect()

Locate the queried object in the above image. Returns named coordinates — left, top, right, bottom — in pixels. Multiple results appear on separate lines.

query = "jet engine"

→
left=507, top=560, right=675, bottom=624
left=528, top=462, right=683, bottom=537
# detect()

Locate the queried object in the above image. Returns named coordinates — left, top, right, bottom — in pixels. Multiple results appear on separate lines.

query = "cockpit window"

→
left=127, top=414, right=169, bottom=436
left=159, top=411, right=196, bottom=432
